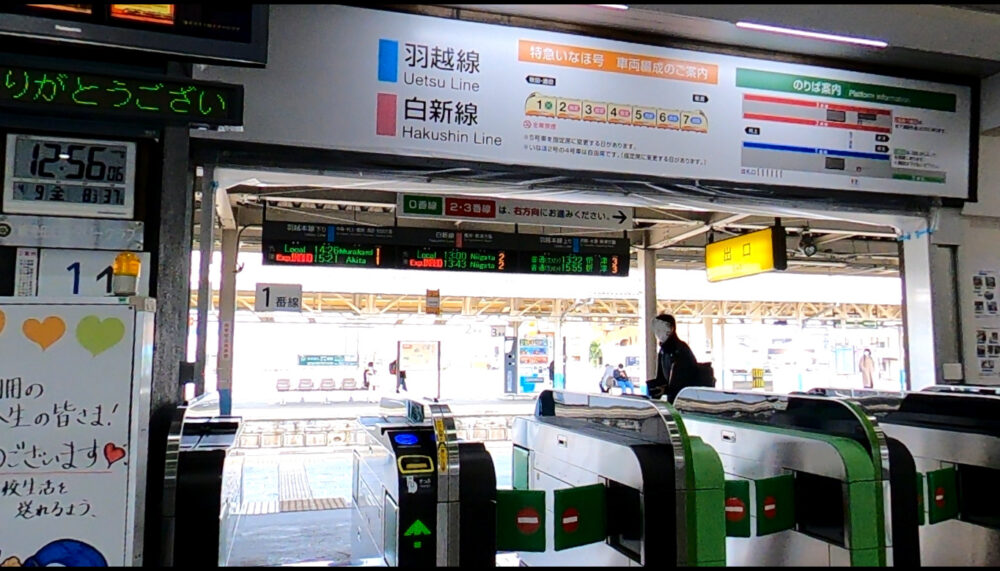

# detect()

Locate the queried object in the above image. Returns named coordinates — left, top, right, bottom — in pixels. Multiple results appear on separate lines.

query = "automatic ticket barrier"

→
left=807, top=387, right=1000, bottom=566
left=160, top=404, right=243, bottom=567
left=351, top=397, right=497, bottom=567
left=673, top=388, right=911, bottom=567
left=511, top=390, right=727, bottom=567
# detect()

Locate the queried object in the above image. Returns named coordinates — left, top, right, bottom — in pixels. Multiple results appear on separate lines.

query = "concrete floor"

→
left=226, top=509, right=353, bottom=567
left=223, top=444, right=513, bottom=566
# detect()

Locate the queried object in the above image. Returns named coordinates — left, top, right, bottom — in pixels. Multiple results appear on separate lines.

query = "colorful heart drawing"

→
left=76, top=316, right=125, bottom=357
left=22, top=316, right=66, bottom=351
left=0, top=309, right=5, bottom=336
left=103, top=442, right=126, bottom=468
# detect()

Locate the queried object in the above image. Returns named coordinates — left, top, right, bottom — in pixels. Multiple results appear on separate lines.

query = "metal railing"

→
left=233, top=414, right=518, bottom=450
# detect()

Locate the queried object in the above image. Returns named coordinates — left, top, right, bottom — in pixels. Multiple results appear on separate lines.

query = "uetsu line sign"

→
left=397, top=193, right=633, bottom=230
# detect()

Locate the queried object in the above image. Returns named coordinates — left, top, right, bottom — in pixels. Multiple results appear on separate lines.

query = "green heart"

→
left=76, top=316, right=125, bottom=357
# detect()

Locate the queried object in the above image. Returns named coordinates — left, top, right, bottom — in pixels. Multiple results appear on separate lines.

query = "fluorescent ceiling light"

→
left=595, top=4, right=629, bottom=10
left=736, top=21, right=888, bottom=48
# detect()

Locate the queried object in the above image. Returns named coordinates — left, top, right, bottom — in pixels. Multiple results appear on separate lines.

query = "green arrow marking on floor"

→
left=404, top=519, right=432, bottom=537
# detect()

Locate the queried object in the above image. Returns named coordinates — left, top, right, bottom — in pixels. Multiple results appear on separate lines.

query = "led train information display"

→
left=261, top=221, right=630, bottom=277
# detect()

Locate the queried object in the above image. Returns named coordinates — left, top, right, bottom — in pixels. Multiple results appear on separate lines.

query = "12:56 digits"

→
left=29, top=142, right=125, bottom=183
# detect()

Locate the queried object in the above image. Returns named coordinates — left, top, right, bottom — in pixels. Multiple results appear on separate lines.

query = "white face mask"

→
left=651, top=319, right=673, bottom=343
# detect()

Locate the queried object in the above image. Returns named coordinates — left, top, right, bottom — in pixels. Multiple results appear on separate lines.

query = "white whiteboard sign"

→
left=254, top=283, right=303, bottom=312
left=36, top=250, right=151, bottom=297
left=195, top=5, right=972, bottom=199
left=0, top=299, right=149, bottom=567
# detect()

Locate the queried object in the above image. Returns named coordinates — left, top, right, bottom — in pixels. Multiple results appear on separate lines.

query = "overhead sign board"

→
left=261, top=221, right=630, bottom=277
left=254, top=282, right=303, bottom=312
left=704, top=226, right=787, bottom=282
left=195, top=4, right=973, bottom=200
left=396, top=194, right=632, bottom=229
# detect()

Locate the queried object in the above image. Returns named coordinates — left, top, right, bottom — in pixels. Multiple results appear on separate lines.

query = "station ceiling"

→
left=438, top=4, right=1000, bottom=78
left=193, top=183, right=901, bottom=278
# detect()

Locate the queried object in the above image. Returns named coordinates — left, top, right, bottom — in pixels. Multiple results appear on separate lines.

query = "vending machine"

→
left=0, top=296, right=154, bottom=567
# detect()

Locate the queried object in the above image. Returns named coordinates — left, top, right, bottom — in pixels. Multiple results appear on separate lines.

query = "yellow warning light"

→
left=113, top=252, right=141, bottom=277
left=112, top=252, right=141, bottom=296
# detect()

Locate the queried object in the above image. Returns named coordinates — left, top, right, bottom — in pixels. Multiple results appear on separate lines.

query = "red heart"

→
left=104, top=442, right=126, bottom=467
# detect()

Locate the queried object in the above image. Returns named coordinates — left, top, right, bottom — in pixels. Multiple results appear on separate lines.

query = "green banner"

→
left=724, top=479, right=752, bottom=538
left=401, top=194, right=443, bottom=215
left=496, top=489, right=546, bottom=552
left=755, top=473, right=796, bottom=536
left=553, top=484, right=606, bottom=551
left=736, top=68, right=957, bottom=112
left=926, top=466, right=959, bottom=524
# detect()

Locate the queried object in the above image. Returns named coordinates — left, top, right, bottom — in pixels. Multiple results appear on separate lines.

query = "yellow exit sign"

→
left=705, top=226, right=787, bottom=282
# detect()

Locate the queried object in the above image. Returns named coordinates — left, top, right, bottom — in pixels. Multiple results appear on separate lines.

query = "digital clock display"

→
left=3, top=133, right=136, bottom=218
left=399, top=247, right=508, bottom=272
left=12, top=182, right=125, bottom=205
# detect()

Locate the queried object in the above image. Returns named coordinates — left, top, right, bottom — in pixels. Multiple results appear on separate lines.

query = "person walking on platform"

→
left=647, top=313, right=699, bottom=402
left=598, top=363, right=616, bottom=393
left=363, top=361, right=376, bottom=390
left=859, top=348, right=876, bottom=389
left=389, top=359, right=407, bottom=393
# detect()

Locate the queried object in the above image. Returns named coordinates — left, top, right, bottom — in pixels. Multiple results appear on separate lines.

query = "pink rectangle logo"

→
left=376, top=93, right=397, bottom=136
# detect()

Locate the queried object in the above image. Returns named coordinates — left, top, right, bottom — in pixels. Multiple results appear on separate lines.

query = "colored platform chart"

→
left=737, top=68, right=951, bottom=185
left=524, top=92, right=708, bottom=133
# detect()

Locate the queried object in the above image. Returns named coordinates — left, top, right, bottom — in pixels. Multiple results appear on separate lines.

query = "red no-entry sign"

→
left=561, top=507, right=580, bottom=533
left=763, top=495, right=777, bottom=519
left=725, top=497, right=746, bottom=522
left=516, top=506, right=541, bottom=535
left=935, top=487, right=946, bottom=508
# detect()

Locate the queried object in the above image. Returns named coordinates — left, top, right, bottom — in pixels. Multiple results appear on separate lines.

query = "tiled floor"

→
left=225, top=443, right=514, bottom=565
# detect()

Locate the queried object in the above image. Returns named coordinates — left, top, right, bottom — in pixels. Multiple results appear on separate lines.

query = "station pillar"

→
left=217, top=227, right=239, bottom=415
left=638, top=248, right=658, bottom=382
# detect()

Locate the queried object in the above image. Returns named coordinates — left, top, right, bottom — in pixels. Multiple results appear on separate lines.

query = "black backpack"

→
left=694, top=362, right=717, bottom=388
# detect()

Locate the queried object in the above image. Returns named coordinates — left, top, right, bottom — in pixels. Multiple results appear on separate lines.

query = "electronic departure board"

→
left=0, top=62, right=243, bottom=126
left=261, top=221, right=630, bottom=277
left=0, top=5, right=268, bottom=66
left=263, top=222, right=393, bottom=268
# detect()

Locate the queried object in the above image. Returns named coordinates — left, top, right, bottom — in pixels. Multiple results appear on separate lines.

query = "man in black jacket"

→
left=647, top=313, right=699, bottom=402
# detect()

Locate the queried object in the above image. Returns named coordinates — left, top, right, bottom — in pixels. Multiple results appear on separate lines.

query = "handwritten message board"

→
left=0, top=298, right=152, bottom=567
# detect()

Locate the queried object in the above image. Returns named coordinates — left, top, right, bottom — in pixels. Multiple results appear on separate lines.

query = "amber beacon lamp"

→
left=112, top=251, right=141, bottom=296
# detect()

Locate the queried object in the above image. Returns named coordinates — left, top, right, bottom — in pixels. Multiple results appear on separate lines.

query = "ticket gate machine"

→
left=808, top=387, right=1000, bottom=566
left=922, top=384, right=1000, bottom=396
left=160, top=404, right=243, bottom=567
left=351, top=397, right=496, bottom=567
left=673, top=388, right=909, bottom=567
left=511, top=390, right=727, bottom=567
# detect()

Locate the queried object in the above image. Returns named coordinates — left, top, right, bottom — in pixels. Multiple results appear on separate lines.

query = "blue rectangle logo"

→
left=327, top=226, right=336, bottom=242
left=378, top=39, right=399, bottom=83
left=572, top=238, right=580, bottom=253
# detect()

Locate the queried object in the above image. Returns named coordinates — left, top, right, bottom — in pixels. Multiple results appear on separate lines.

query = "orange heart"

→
left=22, top=316, right=66, bottom=351
left=0, top=310, right=5, bottom=336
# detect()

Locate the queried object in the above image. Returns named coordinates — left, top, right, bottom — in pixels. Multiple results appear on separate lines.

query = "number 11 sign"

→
left=34, top=249, right=151, bottom=297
